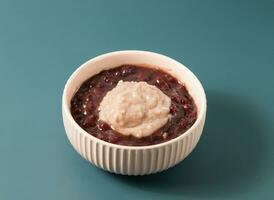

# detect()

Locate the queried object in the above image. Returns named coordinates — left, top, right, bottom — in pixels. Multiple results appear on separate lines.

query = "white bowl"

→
left=62, top=50, right=207, bottom=175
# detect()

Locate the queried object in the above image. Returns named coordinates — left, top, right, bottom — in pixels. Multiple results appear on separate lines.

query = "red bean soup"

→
left=70, top=65, right=197, bottom=146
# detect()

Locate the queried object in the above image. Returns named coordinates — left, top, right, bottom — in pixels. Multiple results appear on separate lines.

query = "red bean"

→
left=82, top=115, right=96, bottom=128
left=98, top=122, right=110, bottom=131
left=170, top=104, right=177, bottom=115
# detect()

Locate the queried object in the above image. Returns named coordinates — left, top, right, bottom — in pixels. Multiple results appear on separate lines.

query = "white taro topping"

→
left=99, top=80, right=171, bottom=138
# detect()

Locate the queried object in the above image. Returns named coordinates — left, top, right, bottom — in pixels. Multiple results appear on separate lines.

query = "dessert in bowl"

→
left=62, top=50, right=207, bottom=175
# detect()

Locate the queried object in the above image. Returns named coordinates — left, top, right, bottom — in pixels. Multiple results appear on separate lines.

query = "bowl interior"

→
left=64, top=51, right=206, bottom=122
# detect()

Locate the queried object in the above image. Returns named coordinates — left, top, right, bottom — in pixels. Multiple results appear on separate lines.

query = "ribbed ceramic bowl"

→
left=62, top=50, right=206, bottom=175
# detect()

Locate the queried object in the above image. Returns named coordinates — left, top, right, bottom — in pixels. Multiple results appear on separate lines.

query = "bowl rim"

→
left=62, top=50, right=207, bottom=150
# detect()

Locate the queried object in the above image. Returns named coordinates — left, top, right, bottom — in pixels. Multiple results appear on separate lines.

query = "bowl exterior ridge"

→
left=62, top=106, right=206, bottom=175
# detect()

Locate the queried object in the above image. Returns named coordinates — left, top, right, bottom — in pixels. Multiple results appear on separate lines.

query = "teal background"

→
left=0, top=0, right=274, bottom=199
